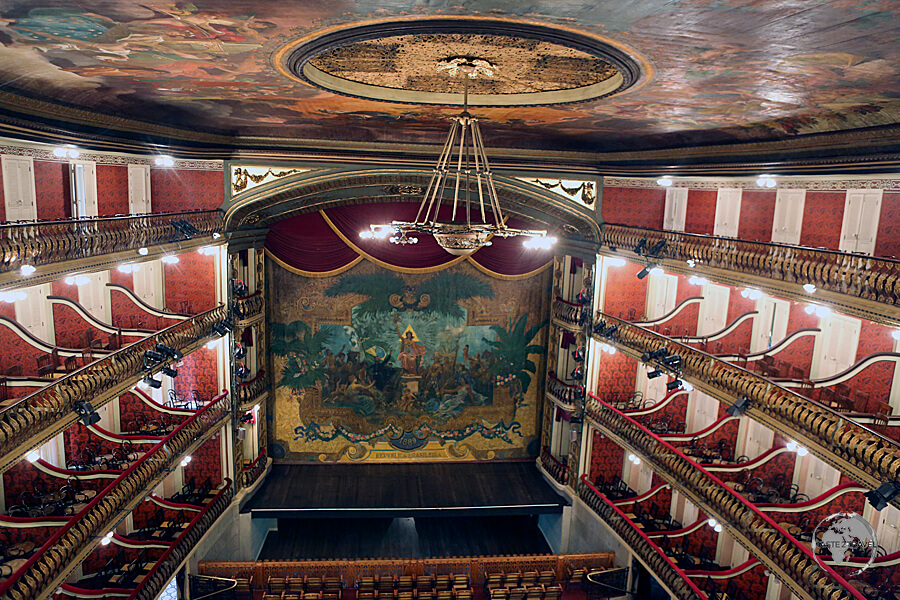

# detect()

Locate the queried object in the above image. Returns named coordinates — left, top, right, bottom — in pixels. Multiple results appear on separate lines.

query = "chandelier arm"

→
left=421, top=119, right=459, bottom=228
left=470, top=121, right=487, bottom=224
left=472, top=123, right=506, bottom=229
left=452, top=116, right=468, bottom=222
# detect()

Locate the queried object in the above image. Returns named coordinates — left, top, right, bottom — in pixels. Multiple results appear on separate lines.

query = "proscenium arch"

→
left=223, top=168, right=601, bottom=243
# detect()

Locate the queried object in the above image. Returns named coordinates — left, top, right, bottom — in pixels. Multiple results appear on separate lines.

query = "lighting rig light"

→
left=73, top=401, right=101, bottom=426
left=864, top=481, right=900, bottom=511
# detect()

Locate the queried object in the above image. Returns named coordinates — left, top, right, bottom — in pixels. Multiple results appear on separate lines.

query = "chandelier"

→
left=361, top=61, right=556, bottom=256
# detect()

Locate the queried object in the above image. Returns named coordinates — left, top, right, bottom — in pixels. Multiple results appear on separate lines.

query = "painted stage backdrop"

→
left=267, top=259, right=550, bottom=462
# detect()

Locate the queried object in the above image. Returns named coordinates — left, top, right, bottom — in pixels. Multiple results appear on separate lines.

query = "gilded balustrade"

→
left=552, top=297, right=583, bottom=329
left=128, top=480, right=235, bottom=600
left=0, top=305, right=228, bottom=472
left=0, top=390, right=231, bottom=600
left=241, top=447, right=268, bottom=489
left=601, top=224, right=900, bottom=320
left=0, top=210, right=223, bottom=274
left=577, top=475, right=706, bottom=600
left=546, top=373, right=582, bottom=412
left=593, top=312, right=900, bottom=506
left=234, top=291, right=264, bottom=324
left=236, top=370, right=268, bottom=407
left=584, top=394, right=863, bottom=600
left=539, top=446, right=570, bottom=486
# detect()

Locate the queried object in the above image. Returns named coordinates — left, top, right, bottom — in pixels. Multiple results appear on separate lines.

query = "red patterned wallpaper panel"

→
left=594, top=351, right=638, bottom=404
left=729, top=563, right=768, bottom=599
left=172, top=347, right=219, bottom=403
left=835, top=319, right=895, bottom=413
left=601, top=187, right=666, bottom=229
left=131, top=497, right=194, bottom=531
left=684, top=190, right=717, bottom=235
left=109, top=269, right=133, bottom=289
left=684, top=509, right=719, bottom=558
left=0, top=522, right=58, bottom=550
left=654, top=302, right=699, bottom=339
left=52, top=303, right=106, bottom=351
left=800, top=192, right=844, bottom=249
left=725, top=285, right=756, bottom=324
left=771, top=333, right=815, bottom=378
left=715, top=448, right=796, bottom=487
left=150, top=169, right=224, bottom=212
left=737, top=190, right=777, bottom=242
left=603, top=261, right=647, bottom=321
left=109, top=288, right=181, bottom=331
left=164, top=252, right=216, bottom=314
left=589, top=431, right=625, bottom=484
left=81, top=543, right=164, bottom=575
left=118, top=391, right=189, bottom=433
left=96, top=164, right=129, bottom=217
left=33, top=161, right=69, bottom=220
left=0, top=322, right=51, bottom=376
left=876, top=192, right=900, bottom=258
left=0, top=302, right=14, bottom=320
left=182, top=433, right=222, bottom=488
left=713, top=319, right=753, bottom=355
left=2, top=459, right=112, bottom=507
left=669, top=419, right=739, bottom=459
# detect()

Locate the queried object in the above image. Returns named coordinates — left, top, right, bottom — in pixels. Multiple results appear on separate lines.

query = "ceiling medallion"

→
left=280, top=18, right=644, bottom=107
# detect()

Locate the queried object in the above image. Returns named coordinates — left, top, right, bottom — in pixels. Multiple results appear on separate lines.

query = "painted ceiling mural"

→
left=0, top=1, right=898, bottom=151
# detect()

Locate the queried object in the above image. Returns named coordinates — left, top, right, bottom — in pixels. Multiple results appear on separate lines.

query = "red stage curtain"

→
left=266, top=203, right=552, bottom=277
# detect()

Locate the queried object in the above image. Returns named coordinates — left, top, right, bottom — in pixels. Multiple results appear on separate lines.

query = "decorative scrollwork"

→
left=232, top=167, right=308, bottom=194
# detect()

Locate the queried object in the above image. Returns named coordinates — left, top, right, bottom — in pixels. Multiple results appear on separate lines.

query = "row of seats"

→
left=359, top=574, right=469, bottom=592
left=359, top=589, right=474, bottom=600
left=268, top=575, right=344, bottom=594
left=483, top=571, right=555, bottom=590
left=489, top=585, right=562, bottom=600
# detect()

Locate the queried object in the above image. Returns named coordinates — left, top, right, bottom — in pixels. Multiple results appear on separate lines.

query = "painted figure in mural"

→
left=394, top=314, right=427, bottom=375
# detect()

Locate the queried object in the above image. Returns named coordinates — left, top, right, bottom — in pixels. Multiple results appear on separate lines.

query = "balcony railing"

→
left=592, top=312, right=900, bottom=506
left=0, top=390, right=231, bottom=600
left=584, top=393, right=864, bottom=600
left=546, top=373, right=583, bottom=411
left=600, top=223, right=900, bottom=314
left=241, top=448, right=267, bottom=489
left=124, top=479, right=235, bottom=600
left=0, top=305, right=227, bottom=471
left=552, top=297, right=584, bottom=328
left=0, top=210, right=223, bottom=275
left=236, top=370, right=268, bottom=407
left=539, top=446, right=570, bottom=486
left=577, top=475, right=706, bottom=600
left=233, top=291, right=263, bottom=323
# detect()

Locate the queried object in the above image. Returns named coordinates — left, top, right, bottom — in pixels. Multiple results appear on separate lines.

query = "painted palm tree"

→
left=484, top=313, right=547, bottom=392
left=270, top=320, right=333, bottom=391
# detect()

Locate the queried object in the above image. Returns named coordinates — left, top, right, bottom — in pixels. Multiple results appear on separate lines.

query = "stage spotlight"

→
left=144, top=350, right=166, bottom=363
left=637, top=265, right=657, bottom=279
left=593, top=320, right=608, bottom=334
left=601, top=325, right=618, bottom=338
left=235, top=363, right=250, bottom=379
left=570, top=366, right=585, bottom=381
left=155, top=343, right=183, bottom=360
left=647, top=369, right=663, bottom=379
left=641, top=348, right=668, bottom=362
left=212, top=323, right=228, bottom=336
left=666, top=379, right=683, bottom=391
left=161, top=365, right=178, bottom=378
left=576, top=288, right=591, bottom=305
left=142, top=375, right=162, bottom=389
left=634, top=238, right=647, bottom=255
left=573, top=346, right=586, bottom=362
left=232, top=279, right=249, bottom=297
left=864, top=481, right=900, bottom=511
left=726, top=397, right=750, bottom=417
left=234, top=342, right=247, bottom=360
left=647, top=239, right=666, bottom=257
left=73, top=401, right=101, bottom=426
left=661, top=355, right=682, bottom=369
left=239, top=412, right=254, bottom=424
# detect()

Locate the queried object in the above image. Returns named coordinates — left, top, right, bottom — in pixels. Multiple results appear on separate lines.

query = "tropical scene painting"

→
left=267, top=260, right=550, bottom=462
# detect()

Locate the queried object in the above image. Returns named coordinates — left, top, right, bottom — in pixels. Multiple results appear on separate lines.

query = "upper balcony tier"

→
left=0, top=210, right=224, bottom=289
left=600, top=223, right=900, bottom=327
left=591, top=312, right=900, bottom=512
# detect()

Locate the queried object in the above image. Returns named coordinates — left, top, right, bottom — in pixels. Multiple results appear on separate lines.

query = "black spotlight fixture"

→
left=576, top=385, right=586, bottom=399
left=222, top=318, right=235, bottom=332
left=647, top=239, right=667, bottom=257
left=601, top=325, right=618, bottom=338
left=573, top=346, right=586, bottom=362
left=637, top=264, right=657, bottom=279
left=73, top=401, right=101, bottom=426
left=239, top=412, right=254, bottom=424
left=864, top=481, right=900, bottom=511
left=235, top=362, right=250, bottom=379
left=155, top=343, right=183, bottom=360
left=634, top=238, right=647, bottom=255
left=212, top=322, right=228, bottom=336
left=593, top=320, right=608, bottom=334
left=571, top=366, right=585, bottom=381
left=161, top=365, right=178, bottom=378
left=232, top=279, right=249, bottom=297
left=666, top=379, right=683, bottom=391
left=234, top=342, right=247, bottom=360
left=647, top=369, right=664, bottom=379
left=172, top=219, right=200, bottom=238
left=641, top=348, right=669, bottom=362
left=144, top=349, right=166, bottom=363
left=726, top=397, right=750, bottom=417
left=576, top=288, right=591, bottom=305
left=661, top=355, right=682, bottom=369
left=142, top=375, right=162, bottom=389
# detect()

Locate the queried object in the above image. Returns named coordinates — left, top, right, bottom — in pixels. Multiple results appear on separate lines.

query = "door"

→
left=637, top=363, right=669, bottom=406
left=840, top=189, right=882, bottom=255
left=646, top=272, right=677, bottom=320
left=713, top=188, right=742, bottom=238
left=750, top=297, right=790, bottom=353
left=1, top=156, right=36, bottom=221
left=687, top=391, right=718, bottom=433
left=70, top=160, right=98, bottom=218
left=739, top=418, right=774, bottom=460
left=14, top=283, right=53, bottom=343
left=771, top=189, right=806, bottom=245
left=78, top=271, right=110, bottom=322
left=876, top=505, right=900, bottom=554
left=812, top=314, right=861, bottom=379
left=663, top=187, right=688, bottom=231
left=128, top=164, right=152, bottom=214
left=698, top=283, right=730, bottom=336
left=801, top=454, right=840, bottom=499
left=133, top=259, right=164, bottom=309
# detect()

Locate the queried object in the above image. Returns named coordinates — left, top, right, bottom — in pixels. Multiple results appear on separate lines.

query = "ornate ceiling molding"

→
left=604, top=176, right=900, bottom=191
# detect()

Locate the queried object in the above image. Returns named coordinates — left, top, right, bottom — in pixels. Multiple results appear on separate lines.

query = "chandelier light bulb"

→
left=714, top=523, right=723, bottom=532
left=797, top=447, right=809, bottom=457
left=802, top=284, right=817, bottom=293
left=657, top=176, right=673, bottom=186
left=138, top=247, right=149, bottom=256
left=756, top=178, right=766, bottom=186
left=708, top=518, right=717, bottom=527
left=686, top=259, right=696, bottom=268
left=359, top=230, right=374, bottom=239
left=633, top=457, right=641, bottom=465
left=766, top=179, right=776, bottom=188
left=161, top=255, right=179, bottom=264
left=627, top=453, right=635, bottom=462
left=785, top=441, right=798, bottom=452
left=74, top=275, right=90, bottom=286
left=52, top=148, right=67, bottom=157
left=20, top=264, right=36, bottom=276
left=804, top=305, right=815, bottom=315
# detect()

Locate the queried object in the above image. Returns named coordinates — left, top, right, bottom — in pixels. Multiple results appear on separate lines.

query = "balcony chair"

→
left=4, top=365, right=22, bottom=377
left=508, top=588, right=526, bottom=600
left=490, top=589, right=510, bottom=600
